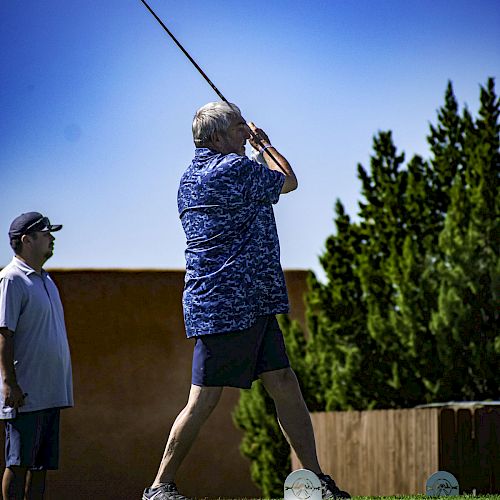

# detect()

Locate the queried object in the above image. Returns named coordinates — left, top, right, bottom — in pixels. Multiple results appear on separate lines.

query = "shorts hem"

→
left=192, top=380, right=253, bottom=389
left=5, top=462, right=59, bottom=471
left=256, top=362, right=291, bottom=378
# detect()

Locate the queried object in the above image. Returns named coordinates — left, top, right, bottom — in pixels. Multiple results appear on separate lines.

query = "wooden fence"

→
left=291, top=404, right=500, bottom=496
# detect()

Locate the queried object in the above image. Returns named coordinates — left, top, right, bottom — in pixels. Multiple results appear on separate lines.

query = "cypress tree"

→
left=301, top=200, right=372, bottom=411
left=384, top=81, right=471, bottom=403
left=430, top=78, right=500, bottom=399
left=355, top=131, right=412, bottom=407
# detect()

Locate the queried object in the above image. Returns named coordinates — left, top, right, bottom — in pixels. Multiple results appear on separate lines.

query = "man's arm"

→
left=248, top=122, right=298, bottom=194
left=0, top=328, right=25, bottom=409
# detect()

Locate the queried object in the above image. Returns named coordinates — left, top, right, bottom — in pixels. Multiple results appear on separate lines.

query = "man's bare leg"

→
left=24, top=470, right=46, bottom=500
left=2, top=466, right=27, bottom=500
left=152, top=385, right=223, bottom=487
left=259, top=367, right=321, bottom=474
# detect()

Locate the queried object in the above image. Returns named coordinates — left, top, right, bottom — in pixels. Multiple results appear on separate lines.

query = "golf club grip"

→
left=248, top=130, right=282, bottom=170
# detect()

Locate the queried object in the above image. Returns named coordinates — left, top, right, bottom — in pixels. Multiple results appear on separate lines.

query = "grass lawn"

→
left=222, top=496, right=500, bottom=500
left=351, top=496, right=500, bottom=499
left=214, top=497, right=500, bottom=500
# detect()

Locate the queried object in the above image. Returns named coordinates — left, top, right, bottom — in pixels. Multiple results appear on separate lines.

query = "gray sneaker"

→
left=142, top=482, right=191, bottom=500
left=318, top=473, right=351, bottom=499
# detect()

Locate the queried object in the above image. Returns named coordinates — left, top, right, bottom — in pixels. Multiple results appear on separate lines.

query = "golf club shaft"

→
left=139, top=0, right=282, bottom=169
left=139, top=0, right=228, bottom=103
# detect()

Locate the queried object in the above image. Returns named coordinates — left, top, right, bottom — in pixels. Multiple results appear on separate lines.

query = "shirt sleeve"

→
left=232, top=156, right=285, bottom=204
left=0, top=277, right=23, bottom=333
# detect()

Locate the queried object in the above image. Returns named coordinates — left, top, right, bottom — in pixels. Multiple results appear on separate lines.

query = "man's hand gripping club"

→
left=247, top=122, right=298, bottom=194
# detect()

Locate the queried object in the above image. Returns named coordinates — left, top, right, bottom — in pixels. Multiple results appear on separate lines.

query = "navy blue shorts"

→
left=192, top=315, right=290, bottom=389
left=4, top=408, right=60, bottom=470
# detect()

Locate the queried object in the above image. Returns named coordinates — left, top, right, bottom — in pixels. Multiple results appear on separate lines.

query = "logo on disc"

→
left=426, top=470, right=459, bottom=496
left=284, top=469, right=322, bottom=500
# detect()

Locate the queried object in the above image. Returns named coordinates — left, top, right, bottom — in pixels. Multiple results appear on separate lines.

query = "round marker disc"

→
left=426, top=470, right=459, bottom=496
left=284, top=469, right=322, bottom=500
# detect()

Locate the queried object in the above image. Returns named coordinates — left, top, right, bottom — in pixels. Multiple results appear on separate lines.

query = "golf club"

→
left=139, top=0, right=281, bottom=168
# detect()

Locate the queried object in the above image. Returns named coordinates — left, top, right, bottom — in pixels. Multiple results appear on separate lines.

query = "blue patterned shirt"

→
left=178, top=148, right=290, bottom=337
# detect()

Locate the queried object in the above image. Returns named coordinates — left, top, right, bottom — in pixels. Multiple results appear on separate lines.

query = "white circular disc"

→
left=426, top=470, right=459, bottom=496
left=284, top=469, right=322, bottom=500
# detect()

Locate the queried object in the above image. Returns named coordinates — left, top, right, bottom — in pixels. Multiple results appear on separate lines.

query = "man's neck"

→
left=201, top=142, right=219, bottom=153
left=15, top=254, right=43, bottom=274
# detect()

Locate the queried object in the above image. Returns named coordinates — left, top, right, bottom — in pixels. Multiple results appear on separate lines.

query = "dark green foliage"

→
left=429, top=79, right=500, bottom=399
left=233, top=79, right=499, bottom=496
left=304, top=202, right=376, bottom=411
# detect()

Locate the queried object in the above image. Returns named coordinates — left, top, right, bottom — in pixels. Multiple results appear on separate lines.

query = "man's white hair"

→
left=192, top=101, right=242, bottom=147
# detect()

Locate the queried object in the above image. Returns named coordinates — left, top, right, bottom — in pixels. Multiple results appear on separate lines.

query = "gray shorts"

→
left=4, top=408, right=60, bottom=470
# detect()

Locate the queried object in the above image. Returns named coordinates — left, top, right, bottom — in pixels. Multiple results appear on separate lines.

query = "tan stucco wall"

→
left=1, top=269, right=308, bottom=499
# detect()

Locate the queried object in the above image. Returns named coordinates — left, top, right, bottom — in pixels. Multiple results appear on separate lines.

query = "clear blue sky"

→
left=1, top=0, right=499, bottom=276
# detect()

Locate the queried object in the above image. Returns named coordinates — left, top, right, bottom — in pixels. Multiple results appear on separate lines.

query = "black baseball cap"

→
left=9, top=212, right=63, bottom=240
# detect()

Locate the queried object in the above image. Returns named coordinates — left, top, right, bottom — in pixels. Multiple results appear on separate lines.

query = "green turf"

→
left=210, top=496, right=500, bottom=500
left=351, top=496, right=500, bottom=500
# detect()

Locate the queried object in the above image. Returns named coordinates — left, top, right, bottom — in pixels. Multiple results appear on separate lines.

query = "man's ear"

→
left=20, top=234, right=37, bottom=247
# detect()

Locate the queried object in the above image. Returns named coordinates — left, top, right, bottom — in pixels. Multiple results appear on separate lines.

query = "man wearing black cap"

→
left=0, top=212, right=73, bottom=500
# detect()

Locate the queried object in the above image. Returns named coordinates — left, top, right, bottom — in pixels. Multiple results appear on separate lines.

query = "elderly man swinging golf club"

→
left=143, top=102, right=350, bottom=500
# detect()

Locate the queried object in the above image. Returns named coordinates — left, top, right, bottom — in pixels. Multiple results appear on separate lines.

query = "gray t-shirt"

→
left=0, top=257, right=73, bottom=418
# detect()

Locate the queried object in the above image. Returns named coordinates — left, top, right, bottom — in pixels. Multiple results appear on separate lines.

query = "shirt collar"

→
left=194, top=148, right=246, bottom=164
left=194, top=147, right=218, bottom=159
left=11, top=256, right=46, bottom=277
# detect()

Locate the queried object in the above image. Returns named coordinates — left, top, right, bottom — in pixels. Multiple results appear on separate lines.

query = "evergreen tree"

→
left=384, top=155, right=443, bottom=404
left=382, top=82, right=472, bottom=403
left=427, top=81, right=467, bottom=221
left=355, top=131, right=412, bottom=406
left=430, top=78, right=500, bottom=399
